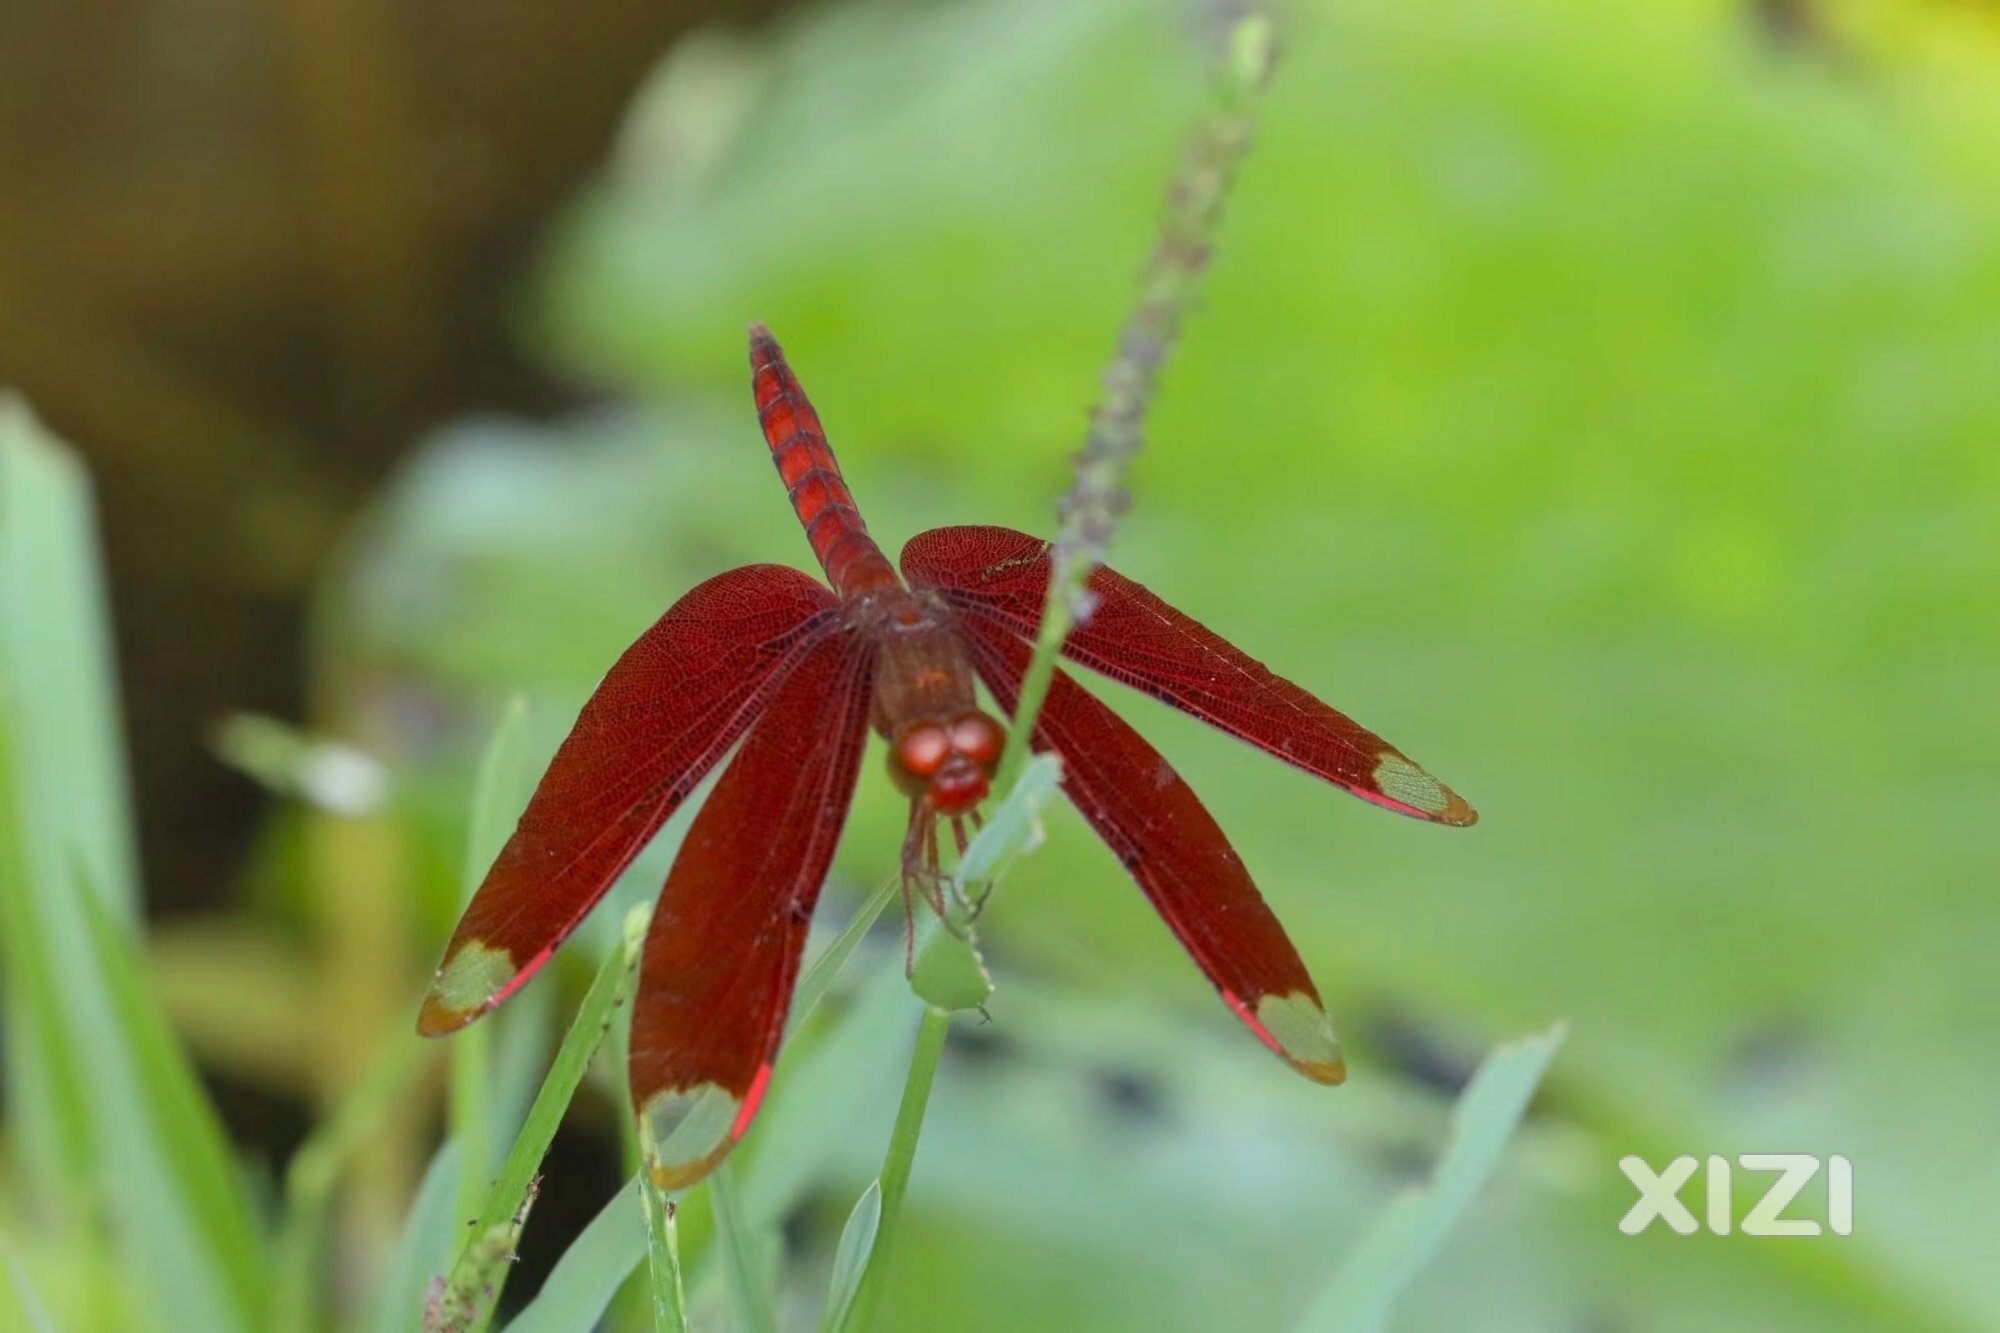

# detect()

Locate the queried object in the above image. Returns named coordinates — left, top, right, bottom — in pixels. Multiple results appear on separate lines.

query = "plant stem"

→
left=638, top=1177, right=690, bottom=1333
left=846, top=15, right=1280, bottom=1328
left=839, top=1004, right=950, bottom=1333
left=998, top=10, right=1279, bottom=778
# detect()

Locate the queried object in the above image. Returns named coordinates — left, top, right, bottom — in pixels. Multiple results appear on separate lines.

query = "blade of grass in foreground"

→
left=817, top=1180, right=881, bottom=1333
left=501, top=1174, right=645, bottom=1333
left=0, top=402, right=266, bottom=1332
left=1297, top=1024, right=1567, bottom=1333
left=272, top=1028, right=431, bottom=1333
left=428, top=902, right=651, bottom=1333
left=3, top=1246, right=60, bottom=1333
left=374, top=1141, right=467, bottom=1333
left=712, top=1161, right=778, bottom=1333
left=452, top=696, right=534, bottom=1222
left=836, top=1004, right=950, bottom=1333
left=502, top=884, right=910, bottom=1332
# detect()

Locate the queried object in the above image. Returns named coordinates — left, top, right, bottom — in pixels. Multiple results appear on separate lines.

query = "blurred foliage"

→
left=7, top=0, right=2000, bottom=1328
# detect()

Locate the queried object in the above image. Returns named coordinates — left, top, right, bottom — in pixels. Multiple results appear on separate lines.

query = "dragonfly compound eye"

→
left=895, top=723, right=952, bottom=778
left=950, top=713, right=1005, bottom=769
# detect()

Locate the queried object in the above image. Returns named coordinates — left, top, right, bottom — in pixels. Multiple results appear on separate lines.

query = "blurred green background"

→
left=4, top=0, right=1999, bottom=1329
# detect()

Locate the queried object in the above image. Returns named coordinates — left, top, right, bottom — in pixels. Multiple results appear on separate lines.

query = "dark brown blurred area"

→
left=0, top=0, right=785, bottom=914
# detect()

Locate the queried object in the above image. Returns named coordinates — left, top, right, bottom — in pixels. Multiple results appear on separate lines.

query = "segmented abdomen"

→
left=749, top=326, right=900, bottom=599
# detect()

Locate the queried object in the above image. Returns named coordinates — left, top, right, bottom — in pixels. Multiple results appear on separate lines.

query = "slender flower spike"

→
left=418, top=328, right=1476, bottom=1189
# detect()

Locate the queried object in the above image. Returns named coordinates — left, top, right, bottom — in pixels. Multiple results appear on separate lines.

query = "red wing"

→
left=417, top=565, right=842, bottom=1037
left=955, top=612, right=1345, bottom=1085
left=902, top=526, right=1475, bottom=826
left=631, top=626, right=876, bottom=1189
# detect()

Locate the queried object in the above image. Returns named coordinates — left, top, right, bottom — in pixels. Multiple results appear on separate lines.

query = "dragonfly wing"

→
left=955, top=610, right=1345, bottom=1085
left=902, top=525, right=1475, bottom=826
left=418, top=564, right=842, bottom=1037
left=633, top=626, right=876, bottom=1189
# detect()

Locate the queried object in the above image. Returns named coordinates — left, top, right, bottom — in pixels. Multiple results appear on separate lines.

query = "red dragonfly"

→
left=418, top=326, right=1476, bottom=1188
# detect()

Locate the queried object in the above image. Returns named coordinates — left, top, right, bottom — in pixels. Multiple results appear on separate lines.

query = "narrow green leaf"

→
left=1297, top=1024, right=1568, bottom=1333
left=818, top=1181, right=882, bottom=1333
left=1, top=405, right=266, bottom=1329
left=272, top=1029, right=431, bottom=1333
left=3, top=1246, right=61, bottom=1333
left=791, top=877, right=897, bottom=1025
left=711, top=1161, right=778, bottom=1333
left=0, top=400, right=129, bottom=1214
left=501, top=893, right=910, bottom=1330
left=71, top=864, right=269, bottom=1331
left=0, top=394, right=138, bottom=915
left=500, top=1177, right=646, bottom=1333
left=453, top=696, right=535, bottom=1221
left=432, top=902, right=652, bottom=1333
left=838, top=1005, right=950, bottom=1333
left=740, top=961, right=917, bottom=1227
left=373, top=1140, right=468, bottom=1333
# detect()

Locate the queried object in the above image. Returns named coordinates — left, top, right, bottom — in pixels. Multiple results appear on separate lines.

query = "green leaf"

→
left=791, top=877, right=897, bottom=1024
left=1297, top=1024, right=1567, bottom=1333
left=272, top=1029, right=432, bottom=1333
left=711, top=1161, right=779, bottom=1333
left=837, top=1005, right=951, bottom=1333
left=499, top=1177, right=647, bottom=1333
left=0, top=401, right=265, bottom=1332
left=432, top=902, right=652, bottom=1333
left=3, top=1246, right=61, bottom=1333
left=452, top=696, right=535, bottom=1220
left=818, top=1181, right=882, bottom=1333
left=373, top=1140, right=468, bottom=1333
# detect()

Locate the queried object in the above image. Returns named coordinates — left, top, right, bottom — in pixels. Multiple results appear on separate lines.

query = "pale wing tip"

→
left=1226, top=990, right=1348, bottom=1085
left=1372, top=753, right=1479, bottom=827
left=416, top=938, right=517, bottom=1037
left=639, top=1077, right=763, bottom=1192
left=415, top=991, right=479, bottom=1038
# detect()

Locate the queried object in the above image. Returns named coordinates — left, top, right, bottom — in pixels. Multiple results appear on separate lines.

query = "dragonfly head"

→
left=891, top=712, right=1005, bottom=816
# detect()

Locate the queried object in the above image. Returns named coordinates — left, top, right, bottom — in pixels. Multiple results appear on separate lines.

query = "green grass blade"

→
left=3, top=1246, right=61, bottom=1333
left=711, top=1161, right=778, bottom=1333
left=740, top=960, right=916, bottom=1228
left=838, top=1004, right=950, bottom=1333
left=501, top=1175, right=647, bottom=1333
left=453, top=696, right=534, bottom=1219
left=0, top=395, right=137, bottom=917
left=272, top=1029, right=431, bottom=1333
left=0, top=406, right=269, bottom=1330
left=791, top=877, right=897, bottom=1024
left=817, top=1180, right=881, bottom=1333
left=502, top=893, right=911, bottom=1331
left=73, top=862, right=270, bottom=1330
left=1297, top=1024, right=1568, bottom=1333
left=432, top=902, right=652, bottom=1333
left=373, top=1140, right=468, bottom=1333
left=0, top=401, right=125, bottom=1211
left=640, top=1176, right=691, bottom=1333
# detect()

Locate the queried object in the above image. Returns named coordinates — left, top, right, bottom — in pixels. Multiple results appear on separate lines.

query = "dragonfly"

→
left=417, top=325, right=1476, bottom=1189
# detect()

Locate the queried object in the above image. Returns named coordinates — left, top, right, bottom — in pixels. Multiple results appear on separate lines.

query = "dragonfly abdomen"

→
left=749, top=324, right=900, bottom=598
